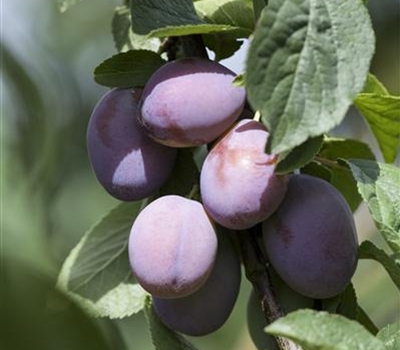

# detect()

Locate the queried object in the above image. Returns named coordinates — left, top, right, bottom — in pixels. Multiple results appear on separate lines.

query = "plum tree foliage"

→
left=57, top=1, right=400, bottom=350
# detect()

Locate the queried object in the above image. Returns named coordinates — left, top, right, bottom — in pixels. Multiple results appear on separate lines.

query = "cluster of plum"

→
left=87, top=57, right=358, bottom=345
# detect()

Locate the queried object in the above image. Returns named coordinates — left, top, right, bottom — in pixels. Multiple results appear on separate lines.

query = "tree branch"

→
left=238, top=225, right=302, bottom=350
left=158, top=35, right=208, bottom=61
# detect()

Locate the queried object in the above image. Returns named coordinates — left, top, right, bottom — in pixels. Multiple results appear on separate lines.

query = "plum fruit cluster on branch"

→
left=87, top=57, right=358, bottom=347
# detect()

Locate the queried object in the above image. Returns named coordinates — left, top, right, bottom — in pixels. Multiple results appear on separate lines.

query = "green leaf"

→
left=130, top=0, right=240, bottom=37
left=246, top=0, right=375, bottom=154
left=112, top=6, right=134, bottom=52
left=355, top=93, right=400, bottom=163
left=355, top=74, right=400, bottom=163
left=321, top=284, right=378, bottom=335
left=265, top=310, right=385, bottom=350
left=233, top=73, right=246, bottom=87
left=316, top=137, right=375, bottom=211
left=57, top=202, right=149, bottom=318
left=300, top=160, right=332, bottom=182
left=321, top=283, right=357, bottom=319
left=150, top=24, right=239, bottom=38
left=346, top=159, right=400, bottom=253
left=130, top=0, right=203, bottom=35
left=358, top=241, right=400, bottom=290
left=336, top=283, right=358, bottom=320
left=58, top=0, right=81, bottom=13
left=112, top=6, right=160, bottom=53
left=253, top=0, right=268, bottom=21
left=144, top=298, right=199, bottom=350
left=356, top=307, right=378, bottom=336
left=94, top=50, right=166, bottom=88
left=202, top=34, right=244, bottom=61
left=276, top=135, right=323, bottom=174
left=195, top=0, right=254, bottom=36
left=363, top=74, right=389, bottom=95
left=377, top=322, right=400, bottom=350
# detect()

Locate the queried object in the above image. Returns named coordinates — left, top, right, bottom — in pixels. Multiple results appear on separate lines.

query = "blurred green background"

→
left=2, top=1, right=399, bottom=349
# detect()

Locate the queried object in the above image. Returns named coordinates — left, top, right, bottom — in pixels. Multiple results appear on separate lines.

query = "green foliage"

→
left=276, top=135, right=323, bottom=174
left=246, top=0, right=375, bottom=154
left=49, top=0, right=400, bottom=348
left=195, top=0, right=254, bottom=36
left=1, top=258, right=112, bottom=350
left=265, top=310, right=386, bottom=350
left=195, top=0, right=255, bottom=61
left=311, top=137, right=375, bottom=211
left=322, top=283, right=358, bottom=320
left=112, top=6, right=160, bottom=53
left=377, top=322, right=400, bottom=350
left=358, top=241, right=400, bottom=290
left=346, top=159, right=400, bottom=252
left=252, top=0, right=267, bottom=20
left=94, top=50, right=166, bottom=88
left=130, top=0, right=234, bottom=37
left=355, top=92, right=400, bottom=164
left=57, top=202, right=148, bottom=318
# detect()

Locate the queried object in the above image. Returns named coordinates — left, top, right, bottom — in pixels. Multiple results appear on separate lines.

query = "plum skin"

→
left=262, top=174, right=358, bottom=299
left=139, top=57, right=246, bottom=147
left=87, top=88, right=177, bottom=201
left=129, top=195, right=218, bottom=299
left=152, top=231, right=241, bottom=336
left=200, top=119, right=289, bottom=230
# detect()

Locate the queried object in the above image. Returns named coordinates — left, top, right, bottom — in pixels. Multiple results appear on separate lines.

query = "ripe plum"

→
left=87, top=88, right=177, bottom=201
left=200, top=119, right=289, bottom=229
left=152, top=231, right=241, bottom=336
left=140, top=57, right=246, bottom=147
left=129, top=195, right=218, bottom=298
left=262, top=174, right=358, bottom=299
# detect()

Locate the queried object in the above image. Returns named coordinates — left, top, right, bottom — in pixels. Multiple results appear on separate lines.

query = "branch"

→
left=158, top=35, right=208, bottom=60
left=238, top=225, right=302, bottom=350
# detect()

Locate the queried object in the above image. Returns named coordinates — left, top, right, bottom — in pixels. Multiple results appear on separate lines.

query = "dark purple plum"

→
left=262, top=174, right=358, bottom=299
left=129, top=195, right=218, bottom=298
left=139, top=57, right=246, bottom=147
left=152, top=231, right=241, bottom=336
left=200, top=119, right=289, bottom=230
left=87, top=88, right=177, bottom=201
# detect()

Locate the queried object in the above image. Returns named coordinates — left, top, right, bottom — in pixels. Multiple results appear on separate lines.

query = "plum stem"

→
left=159, top=35, right=208, bottom=61
left=238, top=225, right=302, bottom=350
left=180, top=35, right=209, bottom=59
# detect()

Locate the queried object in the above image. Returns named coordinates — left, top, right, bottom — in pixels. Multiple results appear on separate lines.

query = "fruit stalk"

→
left=159, top=35, right=208, bottom=61
left=238, top=225, right=302, bottom=350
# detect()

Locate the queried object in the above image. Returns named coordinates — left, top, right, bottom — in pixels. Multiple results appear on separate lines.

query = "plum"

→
left=200, top=119, right=289, bottom=229
left=139, top=57, right=246, bottom=147
left=262, top=174, right=358, bottom=299
left=129, top=195, right=218, bottom=298
left=87, top=88, right=177, bottom=201
left=152, top=231, right=241, bottom=336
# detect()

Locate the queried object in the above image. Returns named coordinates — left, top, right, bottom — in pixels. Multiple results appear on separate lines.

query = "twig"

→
left=158, top=35, right=209, bottom=61
left=238, top=225, right=302, bottom=350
